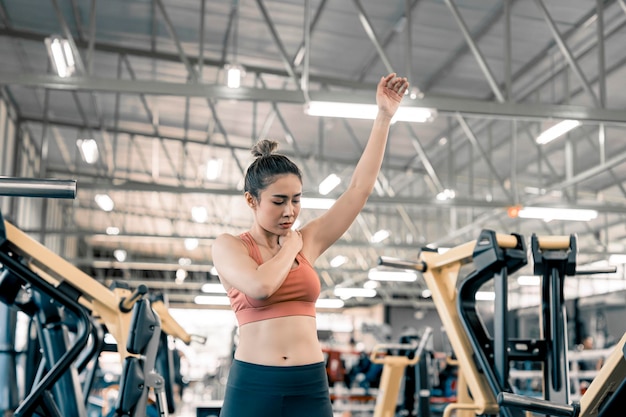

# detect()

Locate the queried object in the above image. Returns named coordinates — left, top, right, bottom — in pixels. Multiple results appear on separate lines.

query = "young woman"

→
left=212, top=73, right=409, bottom=417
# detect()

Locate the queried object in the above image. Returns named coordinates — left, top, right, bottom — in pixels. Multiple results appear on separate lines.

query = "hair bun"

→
left=251, top=139, right=279, bottom=158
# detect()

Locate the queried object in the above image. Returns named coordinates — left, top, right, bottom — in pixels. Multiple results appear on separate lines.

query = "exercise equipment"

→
left=369, top=326, right=432, bottom=417
left=380, top=229, right=626, bottom=417
left=0, top=209, right=197, bottom=416
left=114, top=297, right=168, bottom=417
left=380, top=231, right=523, bottom=417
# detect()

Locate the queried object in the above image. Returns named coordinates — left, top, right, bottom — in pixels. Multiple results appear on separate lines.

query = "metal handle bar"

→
left=378, top=256, right=426, bottom=272
left=119, top=284, right=148, bottom=313
left=498, top=392, right=580, bottom=417
left=0, top=177, right=77, bottom=199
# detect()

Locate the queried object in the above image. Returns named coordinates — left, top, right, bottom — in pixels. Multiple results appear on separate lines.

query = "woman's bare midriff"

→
left=234, top=315, right=324, bottom=366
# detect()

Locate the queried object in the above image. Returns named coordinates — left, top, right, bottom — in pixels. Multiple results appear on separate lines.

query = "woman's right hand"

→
left=278, top=229, right=303, bottom=254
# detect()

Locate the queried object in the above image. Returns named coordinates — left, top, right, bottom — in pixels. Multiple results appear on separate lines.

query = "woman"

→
left=212, top=73, right=409, bottom=417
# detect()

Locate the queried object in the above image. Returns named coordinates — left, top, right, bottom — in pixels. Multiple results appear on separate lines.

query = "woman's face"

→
left=249, top=173, right=302, bottom=235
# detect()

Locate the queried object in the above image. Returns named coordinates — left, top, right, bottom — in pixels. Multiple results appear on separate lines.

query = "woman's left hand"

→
left=376, top=73, right=409, bottom=118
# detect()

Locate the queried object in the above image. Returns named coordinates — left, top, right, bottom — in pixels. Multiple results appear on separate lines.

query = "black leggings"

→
left=220, top=359, right=333, bottom=417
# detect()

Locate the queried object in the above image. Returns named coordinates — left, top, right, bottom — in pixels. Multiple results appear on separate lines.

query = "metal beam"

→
left=5, top=74, right=626, bottom=124
left=444, top=0, right=505, bottom=102
left=535, top=0, right=600, bottom=106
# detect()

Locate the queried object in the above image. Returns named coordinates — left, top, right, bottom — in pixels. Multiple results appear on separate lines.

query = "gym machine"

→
left=369, top=326, right=433, bottom=417
left=380, top=229, right=626, bottom=417
left=114, top=296, right=168, bottom=417
left=0, top=179, right=199, bottom=416
left=380, top=230, right=525, bottom=417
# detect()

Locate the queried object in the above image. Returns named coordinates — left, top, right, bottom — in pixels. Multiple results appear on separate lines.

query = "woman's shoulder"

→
left=213, top=232, right=249, bottom=252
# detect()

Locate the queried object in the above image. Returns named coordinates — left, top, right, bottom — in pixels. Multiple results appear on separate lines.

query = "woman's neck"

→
left=248, top=225, right=279, bottom=249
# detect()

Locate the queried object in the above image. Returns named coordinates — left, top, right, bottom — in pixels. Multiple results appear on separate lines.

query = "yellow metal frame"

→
left=369, top=342, right=423, bottom=417
left=417, top=233, right=572, bottom=417
left=579, top=331, right=626, bottom=417
left=2, top=219, right=192, bottom=359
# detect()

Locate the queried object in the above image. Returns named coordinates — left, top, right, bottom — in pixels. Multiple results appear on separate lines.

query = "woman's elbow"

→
left=248, top=282, right=276, bottom=300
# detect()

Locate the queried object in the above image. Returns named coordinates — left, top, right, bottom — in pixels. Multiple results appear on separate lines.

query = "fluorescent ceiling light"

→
left=77, top=139, right=99, bottom=164
left=476, top=291, right=495, bottom=301
left=178, top=257, right=192, bottom=266
left=206, top=158, right=223, bottom=180
left=225, top=64, right=244, bottom=88
left=210, top=266, right=218, bottom=276
left=363, top=280, right=378, bottom=289
left=368, top=268, right=417, bottom=282
left=436, top=189, right=456, bottom=201
left=304, top=101, right=435, bottom=123
left=518, top=207, right=597, bottom=222
left=44, top=36, right=76, bottom=78
left=330, top=255, right=347, bottom=268
left=106, top=226, right=120, bottom=235
left=113, top=249, right=127, bottom=262
left=319, top=174, right=341, bottom=195
left=184, top=238, right=199, bottom=251
left=194, top=295, right=231, bottom=306
left=301, top=197, right=335, bottom=210
left=421, top=289, right=432, bottom=298
left=517, top=275, right=540, bottom=286
left=371, top=229, right=390, bottom=243
left=201, top=283, right=227, bottom=293
left=175, top=269, right=187, bottom=283
left=95, top=194, right=114, bottom=212
left=334, top=287, right=376, bottom=299
left=536, top=120, right=581, bottom=145
left=609, top=254, right=626, bottom=265
left=191, top=206, right=208, bottom=223
left=315, top=298, right=345, bottom=309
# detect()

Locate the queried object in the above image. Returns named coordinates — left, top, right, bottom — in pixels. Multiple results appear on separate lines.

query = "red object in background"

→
left=325, top=349, right=346, bottom=385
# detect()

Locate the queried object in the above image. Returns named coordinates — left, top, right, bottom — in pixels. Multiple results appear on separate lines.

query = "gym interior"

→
left=1, top=1, right=626, bottom=416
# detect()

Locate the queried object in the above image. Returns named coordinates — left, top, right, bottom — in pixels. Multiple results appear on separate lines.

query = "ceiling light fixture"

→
left=370, top=229, right=390, bottom=243
left=77, top=139, right=99, bottom=164
left=517, top=275, right=540, bottom=286
left=315, top=298, right=345, bottom=309
left=608, top=254, right=626, bottom=265
left=201, top=283, right=227, bottom=293
left=517, top=207, right=598, bottom=222
left=184, top=238, right=199, bottom=251
left=330, top=255, right=347, bottom=268
left=476, top=291, right=495, bottom=301
left=224, top=1, right=244, bottom=89
left=194, top=295, right=231, bottom=306
left=334, top=287, right=377, bottom=299
left=175, top=269, right=187, bottom=284
left=368, top=268, right=417, bottom=282
left=536, top=119, right=581, bottom=145
left=304, top=101, right=435, bottom=123
left=436, top=189, right=456, bottom=201
left=191, top=206, right=208, bottom=223
left=113, top=249, right=127, bottom=262
left=206, top=158, right=223, bottom=180
left=318, top=174, right=341, bottom=195
left=44, top=36, right=76, bottom=78
left=225, top=63, right=245, bottom=88
left=95, top=194, right=114, bottom=212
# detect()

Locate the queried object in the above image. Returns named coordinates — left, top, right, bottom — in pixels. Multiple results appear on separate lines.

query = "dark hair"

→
left=244, top=139, right=302, bottom=198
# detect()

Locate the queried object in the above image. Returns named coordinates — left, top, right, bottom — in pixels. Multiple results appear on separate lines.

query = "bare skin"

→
left=212, top=73, right=409, bottom=366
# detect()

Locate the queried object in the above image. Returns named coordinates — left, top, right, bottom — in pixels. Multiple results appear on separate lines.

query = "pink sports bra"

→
left=227, top=232, right=320, bottom=325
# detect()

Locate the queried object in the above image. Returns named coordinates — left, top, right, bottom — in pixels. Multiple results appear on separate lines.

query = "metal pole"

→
left=0, top=178, right=77, bottom=199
